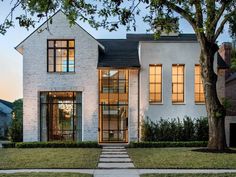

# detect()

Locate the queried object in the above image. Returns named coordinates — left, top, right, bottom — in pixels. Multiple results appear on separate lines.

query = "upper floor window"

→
left=172, top=64, right=184, bottom=103
left=149, top=64, right=162, bottom=103
left=195, top=64, right=205, bottom=103
left=47, top=40, right=75, bottom=72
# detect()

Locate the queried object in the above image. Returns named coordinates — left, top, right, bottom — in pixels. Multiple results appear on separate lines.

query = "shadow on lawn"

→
left=192, top=148, right=236, bottom=153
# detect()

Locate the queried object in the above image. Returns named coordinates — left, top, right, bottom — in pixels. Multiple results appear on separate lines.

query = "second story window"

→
left=195, top=64, right=205, bottom=103
left=47, top=40, right=75, bottom=72
left=149, top=64, right=162, bottom=103
left=172, top=64, right=184, bottom=103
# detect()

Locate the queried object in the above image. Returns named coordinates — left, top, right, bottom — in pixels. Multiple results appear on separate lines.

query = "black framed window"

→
left=40, top=91, right=82, bottom=141
left=195, top=64, right=205, bottom=103
left=149, top=64, right=162, bottom=103
left=47, top=40, right=75, bottom=72
left=172, top=64, right=184, bottom=103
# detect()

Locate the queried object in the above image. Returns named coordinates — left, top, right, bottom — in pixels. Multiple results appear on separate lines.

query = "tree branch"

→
left=210, top=0, right=232, bottom=33
left=164, top=1, right=197, bottom=30
left=214, top=9, right=236, bottom=41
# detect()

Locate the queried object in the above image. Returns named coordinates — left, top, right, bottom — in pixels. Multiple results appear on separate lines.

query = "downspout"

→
left=137, top=69, right=140, bottom=142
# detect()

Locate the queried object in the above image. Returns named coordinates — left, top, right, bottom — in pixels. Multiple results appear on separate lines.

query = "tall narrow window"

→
left=195, top=64, right=205, bottom=103
left=149, top=65, right=162, bottom=103
left=172, top=64, right=184, bottom=103
left=47, top=40, right=75, bottom=72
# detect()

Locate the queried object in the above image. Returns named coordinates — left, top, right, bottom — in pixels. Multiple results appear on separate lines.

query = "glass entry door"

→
left=99, top=70, right=129, bottom=143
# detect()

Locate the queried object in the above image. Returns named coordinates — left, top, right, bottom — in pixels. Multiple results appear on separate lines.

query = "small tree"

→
left=9, top=99, right=23, bottom=142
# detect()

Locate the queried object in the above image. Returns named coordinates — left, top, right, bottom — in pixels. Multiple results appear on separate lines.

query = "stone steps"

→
left=98, top=145, right=135, bottom=169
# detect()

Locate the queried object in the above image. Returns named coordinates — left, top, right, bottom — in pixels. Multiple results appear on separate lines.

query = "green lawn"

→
left=141, top=174, right=236, bottom=177
left=0, top=173, right=92, bottom=177
left=128, top=148, right=236, bottom=169
left=0, top=148, right=101, bottom=169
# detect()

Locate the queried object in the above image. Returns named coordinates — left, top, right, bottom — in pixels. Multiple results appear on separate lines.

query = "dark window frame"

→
left=47, top=39, right=75, bottom=73
left=172, top=64, right=185, bottom=103
left=149, top=64, right=162, bottom=104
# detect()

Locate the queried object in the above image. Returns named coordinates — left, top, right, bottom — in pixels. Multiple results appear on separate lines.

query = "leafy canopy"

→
left=0, top=0, right=236, bottom=41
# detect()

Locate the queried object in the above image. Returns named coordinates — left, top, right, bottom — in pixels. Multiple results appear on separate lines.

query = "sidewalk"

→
left=1, top=169, right=236, bottom=175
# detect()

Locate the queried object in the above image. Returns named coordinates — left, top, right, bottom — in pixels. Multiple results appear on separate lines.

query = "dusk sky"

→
left=0, top=1, right=232, bottom=102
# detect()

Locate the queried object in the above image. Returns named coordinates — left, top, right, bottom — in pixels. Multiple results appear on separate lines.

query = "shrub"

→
left=141, top=116, right=208, bottom=142
left=15, top=141, right=101, bottom=148
left=128, top=141, right=207, bottom=148
left=2, top=142, right=15, bottom=148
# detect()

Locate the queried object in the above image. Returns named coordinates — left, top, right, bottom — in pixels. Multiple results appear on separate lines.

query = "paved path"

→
left=96, top=145, right=139, bottom=177
left=1, top=169, right=236, bottom=175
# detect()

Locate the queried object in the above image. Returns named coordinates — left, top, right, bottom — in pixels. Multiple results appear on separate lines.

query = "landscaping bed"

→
left=0, top=148, right=101, bottom=169
left=128, top=148, right=236, bottom=169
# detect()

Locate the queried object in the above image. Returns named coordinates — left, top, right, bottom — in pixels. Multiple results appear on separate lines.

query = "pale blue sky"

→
left=0, top=1, right=232, bottom=101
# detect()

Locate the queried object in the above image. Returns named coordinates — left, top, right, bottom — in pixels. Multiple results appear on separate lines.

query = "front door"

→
left=99, top=69, right=129, bottom=143
left=230, top=123, right=236, bottom=147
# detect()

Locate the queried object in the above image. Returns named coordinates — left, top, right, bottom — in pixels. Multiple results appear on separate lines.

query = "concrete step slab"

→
left=102, top=151, right=128, bottom=154
left=100, top=154, right=129, bottom=158
left=102, top=147, right=125, bottom=149
left=98, top=163, right=135, bottom=169
left=102, top=149, right=126, bottom=152
left=99, top=158, right=132, bottom=162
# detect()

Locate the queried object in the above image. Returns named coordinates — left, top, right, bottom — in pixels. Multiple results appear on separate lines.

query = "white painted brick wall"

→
left=20, top=11, right=99, bottom=142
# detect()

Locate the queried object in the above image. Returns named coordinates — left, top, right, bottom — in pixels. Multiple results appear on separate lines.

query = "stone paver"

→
left=98, top=162, right=135, bottom=169
left=100, top=158, right=131, bottom=162
left=100, top=154, right=129, bottom=158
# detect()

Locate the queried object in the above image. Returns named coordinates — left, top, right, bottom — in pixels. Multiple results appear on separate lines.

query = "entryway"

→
left=230, top=123, right=236, bottom=147
left=99, top=69, right=129, bottom=143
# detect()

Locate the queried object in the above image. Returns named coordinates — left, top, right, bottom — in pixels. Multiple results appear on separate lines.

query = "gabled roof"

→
left=0, top=99, right=13, bottom=109
left=217, top=53, right=229, bottom=69
left=226, top=73, right=236, bottom=83
left=98, top=39, right=140, bottom=68
left=15, top=10, right=104, bottom=54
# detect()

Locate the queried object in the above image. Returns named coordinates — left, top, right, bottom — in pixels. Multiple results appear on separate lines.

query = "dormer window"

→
left=47, top=40, right=75, bottom=72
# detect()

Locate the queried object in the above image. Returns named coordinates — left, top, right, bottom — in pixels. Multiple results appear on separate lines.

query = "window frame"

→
left=194, top=64, right=205, bottom=104
left=47, top=39, right=75, bottom=73
left=149, top=64, right=163, bottom=104
left=172, top=64, right=185, bottom=104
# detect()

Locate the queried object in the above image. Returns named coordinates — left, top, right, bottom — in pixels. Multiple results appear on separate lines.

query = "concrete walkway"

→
left=1, top=169, right=236, bottom=175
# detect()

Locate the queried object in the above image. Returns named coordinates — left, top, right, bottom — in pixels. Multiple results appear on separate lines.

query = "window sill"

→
left=47, top=72, right=76, bottom=74
left=149, top=102, right=163, bottom=105
left=172, top=102, right=186, bottom=105
left=195, top=102, right=205, bottom=105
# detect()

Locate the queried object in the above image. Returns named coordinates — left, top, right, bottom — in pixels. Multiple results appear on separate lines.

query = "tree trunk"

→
left=200, top=47, right=227, bottom=151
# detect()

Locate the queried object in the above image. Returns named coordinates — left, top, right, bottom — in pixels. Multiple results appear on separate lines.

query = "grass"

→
left=141, top=174, right=236, bottom=177
left=127, top=148, right=236, bottom=169
left=0, top=148, right=101, bottom=169
left=0, top=173, right=92, bottom=177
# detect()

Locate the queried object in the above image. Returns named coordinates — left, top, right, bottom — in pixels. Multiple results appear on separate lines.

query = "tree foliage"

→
left=9, top=99, right=23, bottom=142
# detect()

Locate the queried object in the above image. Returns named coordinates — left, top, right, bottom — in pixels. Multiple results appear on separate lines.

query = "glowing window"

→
left=149, top=65, right=162, bottom=103
left=172, top=64, right=184, bottom=103
left=195, top=64, right=205, bottom=103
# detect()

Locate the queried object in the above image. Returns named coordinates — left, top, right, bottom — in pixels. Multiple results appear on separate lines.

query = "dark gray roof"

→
left=226, top=73, right=236, bottom=83
left=126, top=33, right=198, bottom=41
left=0, top=99, right=13, bottom=109
left=98, top=39, right=140, bottom=68
left=217, top=53, right=229, bottom=69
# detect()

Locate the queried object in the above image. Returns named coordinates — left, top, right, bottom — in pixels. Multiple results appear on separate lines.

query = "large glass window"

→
left=172, top=64, right=184, bottom=103
left=47, top=40, right=75, bottom=72
left=99, top=70, right=129, bottom=142
left=149, top=64, right=162, bottom=103
left=195, top=64, right=205, bottom=103
left=40, top=91, right=82, bottom=141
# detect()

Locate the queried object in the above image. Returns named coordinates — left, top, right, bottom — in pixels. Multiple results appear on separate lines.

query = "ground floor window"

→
left=40, top=91, right=82, bottom=141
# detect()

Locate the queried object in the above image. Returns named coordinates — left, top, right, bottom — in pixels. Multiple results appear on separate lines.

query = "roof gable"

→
left=15, top=10, right=104, bottom=54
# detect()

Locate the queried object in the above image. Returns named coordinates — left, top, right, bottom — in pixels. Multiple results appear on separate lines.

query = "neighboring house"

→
left=15, top=10, right=231, bottom=145
left=218, top=43, right=236, bottom=147
left=0, top=99, right=12, bottom=139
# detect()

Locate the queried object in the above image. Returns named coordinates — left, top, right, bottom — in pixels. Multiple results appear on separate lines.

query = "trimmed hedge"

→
left=2, top=142, right=16, bottom=148
left=128, top=141, right=208, bottom=148
left=14, top=141, right=101, bottom=148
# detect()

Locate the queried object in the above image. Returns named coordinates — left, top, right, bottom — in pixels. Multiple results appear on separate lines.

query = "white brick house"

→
left=16, top=10, right=231, bottom=145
